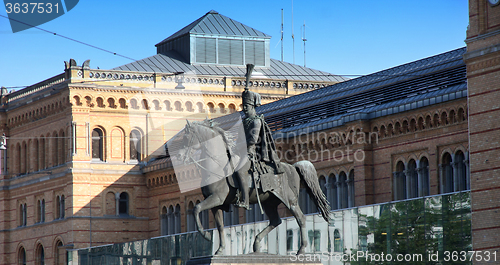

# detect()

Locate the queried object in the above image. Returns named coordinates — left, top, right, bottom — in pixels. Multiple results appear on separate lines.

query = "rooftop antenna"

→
left=302, top=20, right=307, bottom=67
left=291, top=0, right=295, bottom=64
left=281, top=9, right=284, bottom=62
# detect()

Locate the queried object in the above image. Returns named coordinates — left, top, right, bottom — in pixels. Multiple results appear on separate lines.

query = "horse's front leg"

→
left=194, top=194, right=224, bottom=241
left=253, top=201, right=282, bottom=253
left=288, top=203, right=308, bottom=255
left=212, top=207, right=226, bottom=255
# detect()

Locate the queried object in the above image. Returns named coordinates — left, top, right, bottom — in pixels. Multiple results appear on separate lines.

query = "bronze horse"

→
left=176, top=120, right=330, bottom=255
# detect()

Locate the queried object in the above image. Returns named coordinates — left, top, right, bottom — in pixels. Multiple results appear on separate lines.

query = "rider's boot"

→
left=236, top=174, right=251, bottom=210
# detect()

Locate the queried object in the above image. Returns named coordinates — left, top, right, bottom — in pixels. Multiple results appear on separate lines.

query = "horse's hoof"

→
left=253, top=243, right=260, bottom=252
left=203, top=232, right=211, bottom=241
left=296, top=247, right=306, bottom=255
left=214, top=248, right=224, bottom=255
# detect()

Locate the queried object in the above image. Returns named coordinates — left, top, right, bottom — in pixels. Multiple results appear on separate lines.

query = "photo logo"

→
left=4, top=0, right=79, bottom=32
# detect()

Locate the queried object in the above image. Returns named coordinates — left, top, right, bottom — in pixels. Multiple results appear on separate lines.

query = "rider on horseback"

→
left=236, top=64, right=284, bottom=210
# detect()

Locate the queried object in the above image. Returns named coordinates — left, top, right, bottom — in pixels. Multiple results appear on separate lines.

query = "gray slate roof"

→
left=113, top=50, right=348, bottom=82
left=156, top=10, right=271, bottom=46
left=255, top=47, right=467, bottom=137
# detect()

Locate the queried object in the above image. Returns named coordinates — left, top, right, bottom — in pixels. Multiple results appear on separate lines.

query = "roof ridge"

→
left=259, top=47, right=466, bottom=113
left=156, top=10, right=270, bottom=46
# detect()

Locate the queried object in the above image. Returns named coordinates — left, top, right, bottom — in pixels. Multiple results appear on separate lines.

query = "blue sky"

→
left=0, top=0, right=468, bottom=89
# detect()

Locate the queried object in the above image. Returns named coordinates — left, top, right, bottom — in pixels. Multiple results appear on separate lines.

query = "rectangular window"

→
left=195, top=37, right=216, bottom=64
left=245, top=40, right=265, bottom=66
left=218, top=39, right=243, bottom=65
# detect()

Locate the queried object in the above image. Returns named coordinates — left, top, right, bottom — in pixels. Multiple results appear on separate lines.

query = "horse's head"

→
left=176, top=120, right=199, bottom=163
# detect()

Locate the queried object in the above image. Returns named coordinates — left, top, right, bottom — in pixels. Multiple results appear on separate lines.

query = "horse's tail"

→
left=294, top=160, right=331, bottom=223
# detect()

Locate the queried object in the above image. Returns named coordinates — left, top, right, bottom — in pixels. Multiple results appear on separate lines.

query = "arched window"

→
left=167, top=205, right=174, bottom=235
left=96, top=97, right=104, bottom=108
left=393, top=161, right=406, bottom=200
left=187, top=202, right=195, bottom=232
left=247, top=201, right=266, bottom=223
left=92, top=128, right=104, bottom=161
left=18, top=246, right=26, bottom=265
left=119, top=98, right=127, bottom=109
left=333, top=229, right=342, bottom=252
left=299, top=187, right=310, bottom=213
left=108, top=98, right=116, bottom=108
left=164, top=100, right=171, bottom=111
left=407, top=159, right=418, bottom=199
left=60, top=195, right=65, bottom=218
left=161, top=206, right=168, bottom=236
left=118, top=192, right=129, bottom=216
left=34, top=139, right=39, bottom=172
left=55, top=241, right=64, bottom=265
left=196, top=102, right=204, bottom=113
left=175, top=204, right=181, bottom=233
left=338, top=172, right=349, bottom=208
left=19, top=203, right=27, bottom=227
left=174, top=101, right=182, bottom=111
left=327, top=174, right=338, bottom=210
left=35, top=244, right=44, bottom=265
left=197, top=200, right=209, bottom=230
left=224, top=204, right=239, bottom=226
left=40, top=137, right=46, bottom=169
left=37, top=199, right=45, bottom=223
left=455, top=151, right=469, bottom=191
left=207, top=103, right=215, bottom=113
left=319, top=176, right=327, bottom=204
left=56, top=195, right=60, bottom=219
left=56, top=195, right=65, bottom=219
left=53, top=133, right=58, bottom=165
left=60, top=131, right=65, bottom=164
left=228, top=104, right=236, bottom=113
left=433, top=113, right=440, bottom=127
left=185, top=101, right=193, bottom=112
left=418, top=117, right=424, bottom=130
left=141, top=99, right=149, bottom=110
left=441, top=153, right=454, bottom=193
left=129, top=130, right=141, bottom=161
left=22, top=142, right=27, bottom=174
left=218, top=103, right=225, bottom=113
left=130, top=99, right=138, bottom=109
left=348, top=170, right=355, bottom=207
left=419, top=157, right=430, bottom=196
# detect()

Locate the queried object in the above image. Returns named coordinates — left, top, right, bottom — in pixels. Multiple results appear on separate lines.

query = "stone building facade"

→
left=0, top=11, right=345, bottom=265
left=464, top=0, right=500, bottom=260
left=144, top=47, right=471, bottom=245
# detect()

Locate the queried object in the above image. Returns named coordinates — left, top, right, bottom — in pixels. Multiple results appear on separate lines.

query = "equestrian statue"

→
left=176, top=64, right=331, bottom=255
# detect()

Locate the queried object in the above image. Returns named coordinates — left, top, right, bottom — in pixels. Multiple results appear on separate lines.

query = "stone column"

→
left=336, top=180, right=342, bottom=209
left=346, top=178, right=354, bottom=208
left=464, top=152, right=470, bottom=190
left=393, top=172, right=399, bottom=200
left=451, top=161, right=458, bottom=192
left=115, top=192, right=120, bottom=216
left=438, top=164, right=444, bottom=194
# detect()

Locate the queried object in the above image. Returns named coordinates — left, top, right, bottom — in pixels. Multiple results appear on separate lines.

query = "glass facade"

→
left=72, top=191, right=471, bottom=265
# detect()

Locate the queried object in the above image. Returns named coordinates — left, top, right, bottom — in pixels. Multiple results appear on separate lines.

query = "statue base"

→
left=186, top=253, right=322, bottom=265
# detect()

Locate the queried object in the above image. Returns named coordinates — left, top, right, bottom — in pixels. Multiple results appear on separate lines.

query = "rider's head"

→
left=242, top=89, right=261, bottom=118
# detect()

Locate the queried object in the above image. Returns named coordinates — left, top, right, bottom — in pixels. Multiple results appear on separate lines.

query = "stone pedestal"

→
left=186, top=253, right=322, bottom=265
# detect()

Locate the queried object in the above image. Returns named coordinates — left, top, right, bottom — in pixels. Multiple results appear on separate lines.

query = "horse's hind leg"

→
left=253, top=201, right=282, bottom=253
left=194, top=194, right=224, bottom=241
left=288, top=202, right=308, bottom=255
left=212, top=207, right=225, bottom=255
